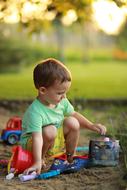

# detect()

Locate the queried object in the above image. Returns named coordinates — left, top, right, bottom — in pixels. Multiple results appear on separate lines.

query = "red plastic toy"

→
left=9, top=145, right=34, bottom=174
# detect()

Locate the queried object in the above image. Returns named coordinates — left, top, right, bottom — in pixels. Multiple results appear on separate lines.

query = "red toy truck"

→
left=1, top=116, right=22, bottom=145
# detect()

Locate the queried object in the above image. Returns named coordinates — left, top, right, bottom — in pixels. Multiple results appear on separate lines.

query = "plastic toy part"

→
left=7, top=133, right=20, bottom=145
left=19, top=172, right=37, bottom=182
left=76, top=146, right=89, bottom=152
left=37, top=170, right=60, bottom=179
left=103, top=137, right=110, bottom=142
left=6, top=173, right=15, bottom=180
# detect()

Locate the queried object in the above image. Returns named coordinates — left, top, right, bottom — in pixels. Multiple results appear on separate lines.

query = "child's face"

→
left=40, top=80, right=71, bottom=105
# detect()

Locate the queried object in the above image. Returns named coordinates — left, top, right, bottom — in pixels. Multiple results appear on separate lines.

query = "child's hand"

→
left=93, top=123, right=107, bottom=135
left=23, top=160, right=42, bottom=175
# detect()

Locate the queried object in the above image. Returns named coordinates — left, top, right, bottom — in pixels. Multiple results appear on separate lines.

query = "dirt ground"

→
left=0, top=107, right=125, bottom=190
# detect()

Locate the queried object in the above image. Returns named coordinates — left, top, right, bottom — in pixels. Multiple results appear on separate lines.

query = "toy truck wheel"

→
left=7, top=134, right=19, bottom=145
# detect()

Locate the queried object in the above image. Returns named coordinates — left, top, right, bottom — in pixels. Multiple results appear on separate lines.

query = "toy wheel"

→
left=7, top=134, right=19, bottom=145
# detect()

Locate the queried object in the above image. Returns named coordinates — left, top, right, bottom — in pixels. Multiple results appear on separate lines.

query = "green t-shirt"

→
left=20, top=98, right=74, bottom=147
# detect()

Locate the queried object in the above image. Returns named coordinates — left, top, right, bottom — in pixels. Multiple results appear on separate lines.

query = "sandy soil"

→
left=0, top=107, right=124, bottom=190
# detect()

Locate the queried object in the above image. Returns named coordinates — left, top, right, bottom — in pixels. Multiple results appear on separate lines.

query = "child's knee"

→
left=63, top=116, right=80, bottom=131
left=43, top=125, right=57, bottom=141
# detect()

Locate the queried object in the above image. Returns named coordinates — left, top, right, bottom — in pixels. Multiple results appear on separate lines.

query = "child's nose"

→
left=62, top=94, right=66, bottom=99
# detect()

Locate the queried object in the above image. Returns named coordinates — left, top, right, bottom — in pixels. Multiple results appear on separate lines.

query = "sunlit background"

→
left=0, top=0, right=127, bottom=99
left=93, top=0, right=127, bottom=35
left=0, top=1, right=127, bottom=184
left=1, top=0, right=127, bottom=34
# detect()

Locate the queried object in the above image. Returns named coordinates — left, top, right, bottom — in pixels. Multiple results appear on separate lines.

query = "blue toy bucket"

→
left=89, top=138, right=120, bottom=166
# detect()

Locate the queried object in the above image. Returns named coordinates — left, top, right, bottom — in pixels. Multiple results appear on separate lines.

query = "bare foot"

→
left=66, top=153, right=74, bottom=163
left=41, top=159, right=47, bottom=169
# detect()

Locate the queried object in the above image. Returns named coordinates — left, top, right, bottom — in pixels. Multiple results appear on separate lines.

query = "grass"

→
left=80, top=105, right=127, bottom=177
left=81, top=105, right=127, bottom=136
left=0, top=60, right=127, bottom=99
left=68, top=61, right=127, bottom=99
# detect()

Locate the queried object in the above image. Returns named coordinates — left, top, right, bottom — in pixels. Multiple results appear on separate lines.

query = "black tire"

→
left=7, top=133, right=19, bottom=145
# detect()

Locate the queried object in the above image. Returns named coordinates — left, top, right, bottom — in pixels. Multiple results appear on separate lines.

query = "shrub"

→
left=0, top=36, right=57, bottom=73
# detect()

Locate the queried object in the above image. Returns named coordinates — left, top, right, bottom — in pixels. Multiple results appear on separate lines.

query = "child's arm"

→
left=24, top=132, right=43, bottom=175
left=71, top=111, right=106, bottom=135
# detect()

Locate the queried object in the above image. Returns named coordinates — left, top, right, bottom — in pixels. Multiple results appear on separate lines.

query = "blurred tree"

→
left=112, top=0, right=127, bottom=7
left=112, top=0, right=127, bottom=53
left=116, top=18, right=127, bottom=51
left=0, top=0, right=93, bottom=62
left=0, top=0, right=93, bottom=24
left=0, top=0, right=126, bottom=63
left=0, top=33, right=44, bottom=73
left=47, top=1, right=93, bottom=62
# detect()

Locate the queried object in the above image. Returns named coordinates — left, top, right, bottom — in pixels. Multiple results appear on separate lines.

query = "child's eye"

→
left=57, top=92, right=64, bottom=95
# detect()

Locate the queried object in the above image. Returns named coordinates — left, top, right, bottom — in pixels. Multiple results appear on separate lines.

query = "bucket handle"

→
left=7, top=152, right=14, bottom=174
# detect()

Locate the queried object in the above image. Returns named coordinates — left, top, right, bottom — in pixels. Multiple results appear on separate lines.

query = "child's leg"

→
left=48, top=126, right=65, bottom=156
left=22, top=125, right=57, bottom=169
left=63, top=116, right=80, bottom=163
left=42, top=125, right=57, bottom=161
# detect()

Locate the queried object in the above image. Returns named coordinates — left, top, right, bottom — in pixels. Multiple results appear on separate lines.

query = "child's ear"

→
left=39, top=87, right=46, bottom=94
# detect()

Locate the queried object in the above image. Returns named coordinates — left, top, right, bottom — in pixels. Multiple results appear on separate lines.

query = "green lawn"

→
left=68, top=61, right=127, bottom=99
left=0, top=61, right=127, bottom=99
